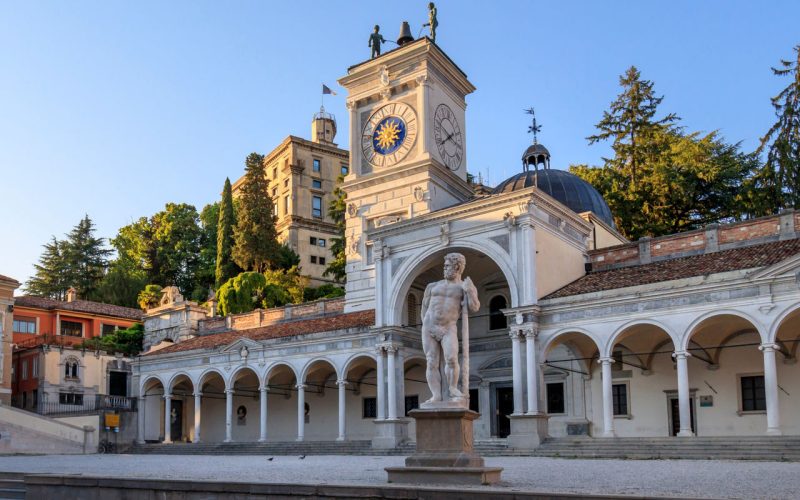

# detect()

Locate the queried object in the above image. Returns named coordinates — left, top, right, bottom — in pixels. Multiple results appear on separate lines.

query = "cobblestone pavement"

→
left=0, top=454, right=798, bottom=499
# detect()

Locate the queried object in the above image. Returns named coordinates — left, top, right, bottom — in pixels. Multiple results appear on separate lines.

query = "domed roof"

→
left=493, top=169, right=615, bottom=228
left=522, top=143, right=550, bottom=161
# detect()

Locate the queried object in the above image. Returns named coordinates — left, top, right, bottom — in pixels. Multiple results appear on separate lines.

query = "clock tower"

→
left=338, top=37, right=476, bottom=312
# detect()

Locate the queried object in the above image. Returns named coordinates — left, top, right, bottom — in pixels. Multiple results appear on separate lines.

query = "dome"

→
left=522, top=143, right=550, bottom=161
left=493, top=169, right=615, bottom=228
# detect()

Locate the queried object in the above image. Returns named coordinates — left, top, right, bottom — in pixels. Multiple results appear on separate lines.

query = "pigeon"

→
left=267, top=457, right=274, bottom=461
left=299, top=455, right=306, bottom=459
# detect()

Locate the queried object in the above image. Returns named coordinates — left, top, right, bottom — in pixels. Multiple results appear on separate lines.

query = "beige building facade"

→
left=232, top=112, right=349, bottom=286
left=0, top=274, right=21, bottom=405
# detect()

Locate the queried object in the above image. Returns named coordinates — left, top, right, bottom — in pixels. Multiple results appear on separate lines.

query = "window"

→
left=469, top=389, right=480, bottom=413
left=489, top=296, right=508, bottom=330
left=319, top=257, right=326, bottom=266
left=61, top=320, right=83, bottom=337
left=312, top=179, right=322, bottom=189
left=32, top=389, right=38, bottom=408
left=318, top=238, right=326, bottom=247
left=284, top=179, right=289, bottom=188
left=310, top=256, right=317, bottom=264
left=407, top=294, right=418, bottom=326
left=612, top=383, right=628, bottom=416
left=13, top=318, right=36, bottom=334
left=101, top=324, right=117, bottom=336
left=363, top=397, right=377, bottom=418
left=310, top=236, right=317, bottom=245
left=341, top=165, right=349, bottom=175
left=65, top=360, right=79, bottom=379
left=312, top=196, right=322, bottom=218
left=405, top=395, right=419, bottom=416
left=59, top=393, right=84, bottom=406
left=21, top=361, right=27, bottom=381
left=272, top=167, right=278, bottom=179
left=313, top=159, right=321, bottom=172
left=32, top=357, right=39, bottom=378
left=284, top=195, right=290, bottom=215
left=740, top=375, right=766, bottom=412
left=546, top=382, right=565, bottom=414
left=272, top=187, right=278, bottom=198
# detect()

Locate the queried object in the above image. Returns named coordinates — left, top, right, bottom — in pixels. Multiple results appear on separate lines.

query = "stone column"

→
left=337, top=380, right=347, bottom=441
left=598, top=357, right=615, bottom=437
left=259, top=386, right=269, bottom=442
left=510, top=331, right=523, bottom=415
left=518, top=217, right=537, bottom=304
left=673, top=351, right=693, bottom=437
left=296, top=384, right=306, bottom=441
left=760, top=343, right=782, bottom=435
left=163, top=393, right=172, bottom=444
left=224, top=389, right=233, bottom=443
left=524, top=328, right=539, bottom=414
left=376, top=347, right=386, bottom=420
left=136, top=396, right=145, bottom=444
left=387, top=346, right=398, bottom=420
left=193, top=391, right=202, bottom=443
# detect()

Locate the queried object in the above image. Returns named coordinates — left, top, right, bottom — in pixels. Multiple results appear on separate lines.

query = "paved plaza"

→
left=0, top=454, right=798, bottom=499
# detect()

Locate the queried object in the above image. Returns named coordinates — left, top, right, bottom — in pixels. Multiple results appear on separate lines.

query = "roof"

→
left=544, top=238, right=800, bottom=299
left=148, top=309, right=375, bottom=356
left=13, top=295, right=143, bottom=321
left=493, top=169, right=615, bottom=228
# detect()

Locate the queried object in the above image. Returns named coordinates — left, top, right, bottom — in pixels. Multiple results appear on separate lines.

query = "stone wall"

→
left=196, top=298, right=345, bottom=336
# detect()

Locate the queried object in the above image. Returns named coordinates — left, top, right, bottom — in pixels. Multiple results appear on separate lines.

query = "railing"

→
left=15, top=333, right=86, bottom=350
left=29, top=394, right=137, bottom=417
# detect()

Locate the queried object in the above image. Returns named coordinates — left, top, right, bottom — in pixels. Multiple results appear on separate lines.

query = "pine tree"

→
left=588, top=66, right=678, bottom=187
left=25, top=236, right=69, bottom=299
left=756, top=44, right=800, bottom=213
left=216, top=178, right=239, bottom=287
left=62, top=215, right=112, bottom=300
left=324, top=175, right=347, bottom=283
left=232, top=153, right=279, bottom=272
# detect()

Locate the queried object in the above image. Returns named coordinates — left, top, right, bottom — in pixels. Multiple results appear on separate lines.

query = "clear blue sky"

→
left=1, top=1, right=798, bottom=286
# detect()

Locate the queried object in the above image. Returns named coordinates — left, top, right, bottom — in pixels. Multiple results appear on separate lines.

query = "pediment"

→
left=749, top=252, right=800, bottom=280
left=219, top=337, right=262, bottom=353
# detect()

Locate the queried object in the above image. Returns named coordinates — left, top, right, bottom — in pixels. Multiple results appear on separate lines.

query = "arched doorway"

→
left=140, top=376, right=166, bottom=442
left=196, top=370, right=226, bottom=442
left=229, top=367, right=261, bottom=442
left=265, top=363, right=299, bottom=441
left=770, top=306, right=800, bottom=435
left=167, top=373, right=194, bottom=442
left=341, top=354, right=378, bottom=440
left=301, top=359, right=339, bottom=440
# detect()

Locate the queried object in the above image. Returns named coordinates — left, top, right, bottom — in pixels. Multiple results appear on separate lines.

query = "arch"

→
left=711, top=328, right=761, bottom=365
left=166, top=371, right=194, bottom=393
left=541, top=327, right=603, bottom=359
left=388, top=241, right=520, bottom=326
left=264, top=362, right=300, bottom=385
left=605, top=319, right=678, bottom=358
left=139, top=374, right=166, bottom=395
left=229, top=365, right=262, bottom=389
left=681, top=309, right=766, bottom=351
left=300, top=357, right=340, bottom=384
left=196, top=368, right=227, bottom=391
left=341, top=352, right=377, bottom=379
left=768, top=303, right=800, bottom=344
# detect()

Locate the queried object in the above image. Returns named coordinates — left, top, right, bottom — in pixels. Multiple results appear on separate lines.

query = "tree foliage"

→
left=324, top=174, right=347, bottom=282
left=754, top=44, right=800, bottom=214
left=217, top=272, right=267, bottom=316
left=233, top=153, right=279, bottom=272
left=80, top=323, right=144, bottom=356
left=262, top=266, right=307, bottom=308
left=137, top=284, right=163, bottom=311
left=195, top=202, right=219, bottom=300
left=25, top=237, right=70, bottom=300
left=216, top=178, right=240, bottom=287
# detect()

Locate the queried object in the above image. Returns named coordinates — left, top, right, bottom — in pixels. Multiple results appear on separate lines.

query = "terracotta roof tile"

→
left=545, top=239, right=800, bottom=299
left=0, top=274, right=20, bottom=284
left=148, top=309, right=376, bottom=356
left=13, top=295, right=143, bottom=320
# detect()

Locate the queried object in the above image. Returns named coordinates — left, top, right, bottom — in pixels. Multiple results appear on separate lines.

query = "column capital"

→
left=193, top=391, right=203, bottom=398
left=597, top=357, right=615, bottom=365
left=259, top=386, right=270, bottom=393
left=375, top=345, right=386, bottom=354
left=385, top=345, right=399, bottom=354
left=522, top=326, right=538, bottom=339
left=759, top=343, right=780, bottom=352
left=224, top=388, right=234, bottom=395
left=672, top=350, right=692, bottom=360
left=295, top=384, right=307, bottom=390
left=163, top=394, right=173, bottom=400
left=336, top=379, right=348, bottom=387
left=138, top=395, right=146, bottom=401
left=509, top=330, right=523, bottom=341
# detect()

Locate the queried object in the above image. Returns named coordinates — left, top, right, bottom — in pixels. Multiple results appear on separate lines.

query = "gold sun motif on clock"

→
left=375, top=119, right=401, bottom=150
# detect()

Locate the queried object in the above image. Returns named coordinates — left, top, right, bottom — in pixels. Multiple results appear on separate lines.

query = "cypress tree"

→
left=216, top=177, right=239, bottom=287
left=25, top=236, right=69, bottom=300
left=232, top=153, right=279, bottom=272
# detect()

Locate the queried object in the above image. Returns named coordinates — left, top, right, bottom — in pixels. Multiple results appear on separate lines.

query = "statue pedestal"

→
left=385, top=408, right=502, bottom=485
left=508, top=413, right=549, bottom=449
left=371, top=418, right=409, bottom=449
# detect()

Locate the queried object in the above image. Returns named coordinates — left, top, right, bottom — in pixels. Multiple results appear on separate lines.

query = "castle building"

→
left=133, top=37, right=800, bottom=450
left=231, top=110, right=349, bottom=285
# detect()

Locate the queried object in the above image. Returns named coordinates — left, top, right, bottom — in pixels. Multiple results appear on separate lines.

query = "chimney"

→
left=66, top=287, right=77, bottom=302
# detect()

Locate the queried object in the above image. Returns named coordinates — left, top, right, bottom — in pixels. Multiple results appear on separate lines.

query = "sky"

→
left=1, top=1, right=798, bottom=286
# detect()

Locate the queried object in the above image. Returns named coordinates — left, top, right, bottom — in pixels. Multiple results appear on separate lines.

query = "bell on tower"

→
left=311, top=106, right=337, bottom=145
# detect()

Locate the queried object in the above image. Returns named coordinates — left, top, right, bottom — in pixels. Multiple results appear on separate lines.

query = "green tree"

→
left=80, top=323, right=144, bottom=356
left=217, top=272, right=267, bottom=316
left=137, top=284, right=163, bottom=311
left=588, top=66, right=678, bottom=188
left=755, top=44, right=800, bottom=213
left=62, top=215, right=112, bottom=300
left=233, top=153, right=279, bottom=272
left=216, top=178, right=240, bottom=288
left=195, top=202, right=219, bottom=300
left=324, top=174, right=347, bottom=282
left=262, top=266, right=307, bottom=308
left=25, top=237, right=69, bottom=299
left=96, top=261, right=148, bottom=308
left=274, top=243, right=301, bottom=271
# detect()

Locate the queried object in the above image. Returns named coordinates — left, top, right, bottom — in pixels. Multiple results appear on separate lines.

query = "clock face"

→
left=361, top=102, right=418, bottom=168
left=433, top=103, right=463, bottom=171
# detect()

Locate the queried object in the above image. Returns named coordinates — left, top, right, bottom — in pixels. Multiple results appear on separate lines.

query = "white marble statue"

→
left=420, top=253, right=480, bottom=407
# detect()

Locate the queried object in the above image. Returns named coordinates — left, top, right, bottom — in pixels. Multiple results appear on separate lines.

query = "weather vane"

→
left=524, top=107, right=541, bottom=144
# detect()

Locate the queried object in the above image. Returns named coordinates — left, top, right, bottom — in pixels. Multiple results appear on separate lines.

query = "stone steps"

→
left=0, top=473, right=25, bottom=500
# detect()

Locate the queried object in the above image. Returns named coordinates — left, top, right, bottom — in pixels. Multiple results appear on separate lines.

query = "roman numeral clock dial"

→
left=361, top=102, right=418, bottom=168
left=433, top=103, right=463, bottom=171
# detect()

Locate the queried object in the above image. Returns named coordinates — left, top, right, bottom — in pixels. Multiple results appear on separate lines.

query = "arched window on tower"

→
left=407, top=294, right=419, bottom=327
left=489, top=295, right=508, bottom=331
left=64, top=359, right=79, bottom=380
